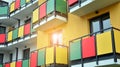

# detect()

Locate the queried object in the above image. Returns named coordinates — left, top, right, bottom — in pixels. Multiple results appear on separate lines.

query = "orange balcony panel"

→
left=0, top=34, right=6, bottom=44
left=5, top=63, right=10, bottom=67
left=68, top=0, right=78, bottom=6
left=30, top=51, right=37, bottom=67
left=24, top=23, right=31, bottom=36
left=16, top=60, right=22, bottom=67
left=39, top=2, right=46, bottom=19
left=15, top=0, right=20, bottom=10
left=82, top=36, right=95, bottom=58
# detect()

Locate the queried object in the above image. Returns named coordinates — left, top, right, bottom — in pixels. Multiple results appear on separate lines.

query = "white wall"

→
left=0, top=51, right=9, bottom=63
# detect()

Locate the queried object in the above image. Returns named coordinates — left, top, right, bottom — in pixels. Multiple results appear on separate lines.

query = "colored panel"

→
left=47, top=0, right=55, bottom=14
left=22, top=60, right=29, bottom=67
left=8, top=31, right=13, bottom=41
left=56, top=47, right=67, bottom=64
left=32, top=8, right=39, bottom=23
left=68, top=0, right=78, bottom=6
left=12, top=28, right=18, bottom=40
left=10, top=2, right=15, bottom=13
left=38, top=0, right=46, bottom=5
left=0, top=34, right=6, bottom=43
left=24, top=23, right=31, bottom=36
left=0, top=64, right=2, bottom=67
left=96, top=31, right=112, bottom=55
left=30, top=51, right=37, bottom=67
left=16, top=60, right=22, bottom=67
left=10, top=62, right=16, bottom=67
left=26, top=0, right=30, bottom=3
left=56, top=0, right=67, bottom=14
left=82, top=36, right=96, bottom=58
left=39, top=2, right=46, bottom=19
left=114, top=30, right=120, bottom=53
left=15, top=0, right=20, bottom=9
left=20, top=0, right=26, bottom=7
left=46, top=47, right=54, bottom=64
left=18, top=26, right=24, bottom=37
left=5, top=63, right=10, bottom=67
left=38, top=48, right=45, bottom=66
left=70, top=40, right=81, bottom=61
left=0, top=6, right=8, bottom=15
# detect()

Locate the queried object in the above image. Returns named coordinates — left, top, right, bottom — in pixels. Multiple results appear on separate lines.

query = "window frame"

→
left=90, top=13, right=111, bottom=34
left=0, top=53, right=3, bottom=64
left=0, top=26, right=6, bottom=34
left=23, top=48, right=30, bottom=60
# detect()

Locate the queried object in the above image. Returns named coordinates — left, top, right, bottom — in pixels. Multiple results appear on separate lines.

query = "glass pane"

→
left=92, top=20, right=100, bottom=33
left=103, top=18, right=111, bottom=29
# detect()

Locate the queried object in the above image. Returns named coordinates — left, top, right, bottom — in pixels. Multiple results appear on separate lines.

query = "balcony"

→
left=10, top=0, right=38, bottom=19
left=3, top=45, right=68, bottom=67
left=32, top=0, right=67, bottom=31
left=68, top=0, right=120, bottom=16
left=0, top=22, right=37, bottom=49
left=69, top=27, right=120, bottom=67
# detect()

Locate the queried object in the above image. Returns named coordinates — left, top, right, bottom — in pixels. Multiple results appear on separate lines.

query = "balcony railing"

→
left=69, top=27, right=120, bottom=67
left=32, top=0, right=68, bottom=31
left=0, top=22, right=36, bottom=47
left=2, top=45, right=68, bottom=67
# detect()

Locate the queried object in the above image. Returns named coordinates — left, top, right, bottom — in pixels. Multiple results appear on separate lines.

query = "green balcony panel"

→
left=38, top=48, right=45, bottom=66
left=0, top=64, right=2, bottom=67
left=0, top=6, right=8, bottom=16
left=47, top=0, right=55, bottom=14
left=22, top=59, right=29, bottom=67
left=20, top=0, right=26, bottom=7
left=12, top=28, right=18, bottom=40
left=70, top=40, right=81, bottom=61
left=56, top=0, right=67, bottom=14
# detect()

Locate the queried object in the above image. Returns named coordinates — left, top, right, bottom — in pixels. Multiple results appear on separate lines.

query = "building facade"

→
left=0, top=0, right=120, bottom=67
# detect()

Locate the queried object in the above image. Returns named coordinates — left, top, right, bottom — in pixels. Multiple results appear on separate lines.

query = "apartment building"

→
left=0, top=0, right=120, bottom=67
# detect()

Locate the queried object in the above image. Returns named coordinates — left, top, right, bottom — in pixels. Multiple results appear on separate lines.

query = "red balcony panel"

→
left=0, top=34, right=6, bottom=44
left=39, top=3, right=46, bottom=19
left=15, top=0, right=20, bottom=10
left=68, top=0, right=78, bottom=6
left=24, top=23, right=31, bottom=36
left=16, top=60, right=22, bottom=67
left=30, top=51, right=37, bottom=67
left=82, top=36, right=96, bottom=58
left=5, top=63, right=10, bottom=67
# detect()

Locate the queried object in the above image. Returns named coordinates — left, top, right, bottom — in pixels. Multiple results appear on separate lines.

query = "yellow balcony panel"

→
left=33, top=14, right=67, bottom=31
left=18, top=26, right=24, bottom=38
left=96, top=31, right=112, bottom=55
left=32, top=8, right=39, bottom=24
left=56, top=46, right=68, bottom=64
left=10, top=2, right=15, bottom=13
left=46, top=46, right=68, bottom=65
left=114, top=30, right=120, bottom=53
left=10, top=62, right=16, bottom=67
left=69, top=0, right=120, bottom=16
left=46, top=47, right=54, bottom=65
left=8, top=31, right=13, bottom=42
left=38, top=0, right=46, bottom=5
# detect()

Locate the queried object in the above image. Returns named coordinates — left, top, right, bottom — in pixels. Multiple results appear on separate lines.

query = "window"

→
left=0, top=54, right=3, bottom=64
left=90, top=13, right=111, bottom=34
left=51, top=31, right=63, bottom=45
left=9, top=53, right=12, bottom=62
left=0, top=26, right=6, bottom=34
left=23, top=48, right=30, bottom=60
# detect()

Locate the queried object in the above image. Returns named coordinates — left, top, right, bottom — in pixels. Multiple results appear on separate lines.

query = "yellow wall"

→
left=37, top=2, right=120, bottom=49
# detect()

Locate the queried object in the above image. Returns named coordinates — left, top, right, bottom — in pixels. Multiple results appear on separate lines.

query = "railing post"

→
left=111, top=28, right=117, bottom=62
left=80, top=38, right=84, bottom=67
left=94, top=34, right=99, bottom=65
left=68, top=41, right=71, bottom=67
